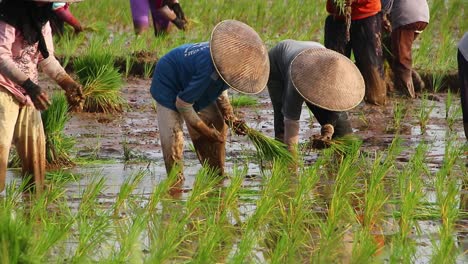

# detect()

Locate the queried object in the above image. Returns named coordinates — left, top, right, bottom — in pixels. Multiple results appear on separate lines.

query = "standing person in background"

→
left=324, top=0, right=386, bottom=105
left=150, top=20, right=269, bottom=185
left=267, top=39, right=365, bottom=155
left=50, top=1, right=84, bottom=36
left=458, top=32, right=468, bottom=141
left=384, top=0, right=430, bottom=98
left=129, top=0, right=187, bottom=36
left=0, top=0, right=84, bottom=194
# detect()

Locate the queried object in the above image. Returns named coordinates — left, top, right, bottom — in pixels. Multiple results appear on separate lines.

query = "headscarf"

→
left=0, top=0, right=54, bottom=58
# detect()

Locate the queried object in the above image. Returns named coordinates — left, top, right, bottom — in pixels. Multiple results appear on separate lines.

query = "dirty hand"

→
left=172, top=17, right=186, bottom=30
left=22, top=78, right=51, bottom=110
left=58, top=76, right=85, bottom=112
left=310, top=124, right=334, bottom=150
left=383, top=13, right=392, bottom=33
left=208, top=128, right=225, bottom=143
left=230, top=119, right=248, bottom=136
left=170, top=3, right=186, bottom=21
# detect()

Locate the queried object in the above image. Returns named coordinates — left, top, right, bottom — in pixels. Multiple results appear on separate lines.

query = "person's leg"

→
left=324, top=15, right=352, bottom=58
left=351, top=13, right=386, bottom=105
left=157, top=104, right=185, bottom=181
left=391, top=22, right=428, bottom=98
left=0, top=91, right=20, bottom=193
left=186, top=103, right=227, bottom=176
left=267, top=78, right=285, bottom=141
left=458, top=50, right=468, bottom=140
left=306, top=102, right=352, bottom=138
left=13, top=105, right=45, bottom=194
left=130, top=0, right=150, bottom=35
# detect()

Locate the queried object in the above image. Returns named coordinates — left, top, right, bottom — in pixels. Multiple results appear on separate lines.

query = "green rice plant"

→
left=53, top=31, right=85, bottom=68
left=388, top=100, right=406, bottom=133
left=74, top=49, right=125, bottom=113
left=112, top=170, right=146, bottom=217
left=0, top=208, right=34, bottom=263
left=444, top=89, right=453, bottom=119
left=42, top=92, right=75, bottom=167
left=446, top=104, right=462, bottom=131
left=312, top=142, right=362, bottom=263
left=230, top=95, right=258, bottom=108
left=266, top=159, right=322, bottom=262
left=239, top=123, right=294, bottom=164
left=430, top=139, right=463, bottom=263
left=390, top=143, right=428, bottom=263
left=124, top=55, right=134, bottom=79
left=231, top=160, right=292, bottom=263
left=109, top=214, right=147, bottom=264
left=46, top=169, right=79, bottom=184
left=418, top=92, right=435, bottom=134
left=143, top=62, right=154, bottom=79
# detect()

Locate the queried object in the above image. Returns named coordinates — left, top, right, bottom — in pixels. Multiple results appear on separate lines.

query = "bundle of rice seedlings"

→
left=74, top=52, right=125, bottom=113
left=230, top=95, right=258, bottom=107
left=308, top=134, right=362, bottom=155
left=236, top=123, right=294, bottom=164
left=42, top=92, right=75, bottom=167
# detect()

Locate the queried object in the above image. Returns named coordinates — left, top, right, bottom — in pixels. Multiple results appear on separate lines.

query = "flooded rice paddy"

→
left=4, top=78, right=468, bottom=263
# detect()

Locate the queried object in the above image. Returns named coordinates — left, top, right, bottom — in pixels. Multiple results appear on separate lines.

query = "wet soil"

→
left=5, top=77, right=468, bottom=263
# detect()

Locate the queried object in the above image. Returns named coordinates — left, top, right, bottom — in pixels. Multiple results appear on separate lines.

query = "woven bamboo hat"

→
left=210, top=20, right=269, bottom=94
left=290, top=48, right=365, bottom=111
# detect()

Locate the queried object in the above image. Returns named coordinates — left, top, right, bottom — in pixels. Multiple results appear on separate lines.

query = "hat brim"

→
left=209, top=20, right=269, bottom=95
left=290, top=48, right=365, bottom=111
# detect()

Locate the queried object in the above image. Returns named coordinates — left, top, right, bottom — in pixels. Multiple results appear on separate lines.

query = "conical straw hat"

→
left=290, top=48, right=365, bottom=111
left=210, top=20, right=269, bottom=94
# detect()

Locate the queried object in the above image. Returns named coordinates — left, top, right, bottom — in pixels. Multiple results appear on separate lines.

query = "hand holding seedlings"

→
left=311, top=124, right=334, bottom=150
left=58, top=76, right=85, bottom=112
left=231, top=119, right=248, bottom=136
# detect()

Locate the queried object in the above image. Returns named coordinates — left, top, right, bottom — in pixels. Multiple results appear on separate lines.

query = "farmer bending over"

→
left=458, top=32, right=468, bottom=141
left=267, top=40, right=365, bottom=154
left=0, top=0, right=85, bottom=193
left=150, top=20, right=269, bottom=184
left=130, top=0, right=187, bottom=35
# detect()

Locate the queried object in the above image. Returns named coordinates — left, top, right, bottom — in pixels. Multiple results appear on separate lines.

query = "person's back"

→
left=391, top=0, right=429, bottom=30
left=269, top=40, right=324, bottom=81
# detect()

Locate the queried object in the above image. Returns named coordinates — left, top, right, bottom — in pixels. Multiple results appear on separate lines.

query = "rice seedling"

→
left=388, top=100, right=406, bottom=133
left=431, top=139, right=463, bottom=263
left=143, top=62, right=154, bottom=79
left=42, top=92, right=75, bottom=167
left=237, top=123, right=294, bottom=164
left=124, top=55, right=134, bottom=79
left=312, top=142, right=361, bottom=263
left=390, top=143, right=428, bottom=263
left=73, top=43, right=125, bottom=113
left=230, top=95, right=258, bottom=108
left=418, top=92, right=435, bottom=134
left=112, top=170, right=146, bottom=217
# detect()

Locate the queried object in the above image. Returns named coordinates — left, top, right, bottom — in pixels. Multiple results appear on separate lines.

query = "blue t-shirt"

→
left=150, top=42, right=229, bottom=112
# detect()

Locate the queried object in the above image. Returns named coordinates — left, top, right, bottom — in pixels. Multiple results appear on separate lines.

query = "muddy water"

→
left=4, top=78, right=468, bottom=262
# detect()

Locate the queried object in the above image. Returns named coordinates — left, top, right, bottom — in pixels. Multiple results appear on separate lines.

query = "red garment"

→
left=326, top=0, right=381, bottom=20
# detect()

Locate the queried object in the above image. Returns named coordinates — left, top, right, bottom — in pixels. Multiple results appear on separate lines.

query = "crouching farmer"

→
left=150, top=20, right=269, bottom=184
left=0, top=0, right=85, bottom=194
left=267, top=40, right=365, bottom=155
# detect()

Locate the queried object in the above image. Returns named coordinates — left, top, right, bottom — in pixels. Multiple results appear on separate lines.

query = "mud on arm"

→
left=216, top=91, right=247, bottom=136
left=175, top=96, right=224, bottom=142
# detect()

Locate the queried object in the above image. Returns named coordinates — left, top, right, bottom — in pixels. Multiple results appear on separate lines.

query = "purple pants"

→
left=130, top=0, right=170, bottom=32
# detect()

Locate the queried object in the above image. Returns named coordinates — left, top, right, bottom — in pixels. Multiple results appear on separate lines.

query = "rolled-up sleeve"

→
left=0, top=22, right=28, bottom=85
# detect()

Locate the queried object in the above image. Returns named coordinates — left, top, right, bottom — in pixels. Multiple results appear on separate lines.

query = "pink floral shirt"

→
left=0, top=20, right=55, bottom=105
